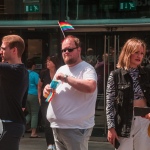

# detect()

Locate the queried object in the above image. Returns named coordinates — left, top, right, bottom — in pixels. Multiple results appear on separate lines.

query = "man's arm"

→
left=22, top=87, right=28, bottom=111
left=55, top=73, right=96, bottom=93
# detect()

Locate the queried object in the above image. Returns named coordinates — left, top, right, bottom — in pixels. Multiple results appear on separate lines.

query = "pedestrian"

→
left=26, top=59, right=40, bottom=138
left=43, top=35, right=97, bottom=150
left=106, top=38, right=150, bottom=150
left=95, top=53, right=108, bottom=94
left=85, top=48, right=97, bottom=66
left=0, top=34, right=29, bottom=150
left=38, top=55, right=60, bottom=150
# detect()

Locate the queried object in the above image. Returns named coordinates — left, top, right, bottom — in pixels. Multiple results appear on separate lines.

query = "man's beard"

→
left=64, top=58, right=76, bottom=65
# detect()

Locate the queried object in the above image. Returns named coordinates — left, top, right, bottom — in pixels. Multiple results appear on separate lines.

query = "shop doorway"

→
left=22, top=31, right=50, bottom=72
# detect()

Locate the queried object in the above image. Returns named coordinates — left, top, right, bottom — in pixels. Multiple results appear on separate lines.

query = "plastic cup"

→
left=50, top=80, right=59, bottom=89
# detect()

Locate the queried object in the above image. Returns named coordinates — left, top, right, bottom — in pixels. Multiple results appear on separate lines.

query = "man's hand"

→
left=55, top=73, right=65, bottom=82
left=43, top=84, right=51, bottom=98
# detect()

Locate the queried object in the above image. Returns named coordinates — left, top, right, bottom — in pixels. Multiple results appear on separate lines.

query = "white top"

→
left=47, top=61, right=97, bottom=129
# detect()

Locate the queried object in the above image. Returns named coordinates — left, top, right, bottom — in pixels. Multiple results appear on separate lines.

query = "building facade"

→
left=1, top=0, right=150, bottom=138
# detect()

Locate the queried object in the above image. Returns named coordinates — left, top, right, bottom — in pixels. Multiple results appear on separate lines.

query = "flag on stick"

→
left=58, top=21, right=74, bottom=38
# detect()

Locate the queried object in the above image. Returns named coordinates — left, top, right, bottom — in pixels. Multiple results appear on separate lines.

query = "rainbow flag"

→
left=58, top=21, right=74, bottom=31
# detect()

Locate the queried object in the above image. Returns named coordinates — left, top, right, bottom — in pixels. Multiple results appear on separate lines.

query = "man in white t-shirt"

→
left=43, top=35, right=97, bottom=150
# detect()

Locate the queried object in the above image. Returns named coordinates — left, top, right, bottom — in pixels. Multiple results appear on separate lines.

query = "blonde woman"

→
left=106, top=38, right=150, bottom=150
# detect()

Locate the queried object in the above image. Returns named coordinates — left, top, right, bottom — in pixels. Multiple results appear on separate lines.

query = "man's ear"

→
left=77, top=47, right=81, bottom=52
left=13, top=47, right=18, bottom=55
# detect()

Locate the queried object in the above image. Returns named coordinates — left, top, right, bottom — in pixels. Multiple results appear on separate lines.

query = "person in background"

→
left=0, top=34, right=29, bottom=150
left=106, top=38, right=150, bottom=150
left=26, top=59, right=40, bottom=138
left=85, top=47, right=97, bottom=66
left=95, top=53, right=108, bottom=94
left=38, top=55, right=60, bottom=150
left=43, top=35, right=97, bottom=150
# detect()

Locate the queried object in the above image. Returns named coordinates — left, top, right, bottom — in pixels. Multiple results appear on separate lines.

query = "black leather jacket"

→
left=113, top=67, right=150, bottom=137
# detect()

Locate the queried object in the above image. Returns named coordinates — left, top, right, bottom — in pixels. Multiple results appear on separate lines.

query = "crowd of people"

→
left=0, top=34, right=150, bottom=150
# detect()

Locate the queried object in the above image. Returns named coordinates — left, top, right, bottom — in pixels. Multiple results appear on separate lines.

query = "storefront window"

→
left=1, top=0, right=150, bottom=20
left=27, top=39, right=42, bottom=70
left=67, top=0, right=150, bottom=20
left=0, top=0, right=59, bottom=20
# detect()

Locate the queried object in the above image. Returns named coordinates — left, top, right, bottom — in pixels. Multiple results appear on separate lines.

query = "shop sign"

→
left=25, top=4, right=40, bottom=12
left=119, top=2, right=136, bottom=10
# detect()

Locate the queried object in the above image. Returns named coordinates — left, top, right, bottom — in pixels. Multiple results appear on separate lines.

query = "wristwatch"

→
left=64, top=74, right=68, bottom=82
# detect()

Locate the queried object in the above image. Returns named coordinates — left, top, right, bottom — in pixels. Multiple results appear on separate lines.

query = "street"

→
left=19, top=133, right=114, bottom=150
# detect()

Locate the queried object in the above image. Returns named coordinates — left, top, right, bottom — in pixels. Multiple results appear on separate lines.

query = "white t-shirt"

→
left=47, top=61, right=97, bottom=129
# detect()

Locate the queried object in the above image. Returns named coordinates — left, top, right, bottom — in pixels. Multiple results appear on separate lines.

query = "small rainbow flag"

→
left=58, top=21, right=74, bottom=31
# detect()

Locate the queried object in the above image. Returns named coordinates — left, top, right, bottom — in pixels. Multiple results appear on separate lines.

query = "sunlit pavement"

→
left=20, top=102, right=115, bottom=150
left=19, top=133, right=114, bottom=150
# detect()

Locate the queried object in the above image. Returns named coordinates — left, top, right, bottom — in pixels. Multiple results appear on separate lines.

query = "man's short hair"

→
left=62, top=35, right=81, bottom=48
left=2, top=34, right=25, bottom=58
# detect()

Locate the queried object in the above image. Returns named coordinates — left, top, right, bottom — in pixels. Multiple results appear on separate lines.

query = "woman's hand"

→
left=144, top=113, right=150, bottom=120
left=107, top=128, right=119, bottom=146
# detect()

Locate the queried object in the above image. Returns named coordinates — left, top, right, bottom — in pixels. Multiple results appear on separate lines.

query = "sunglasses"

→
left=61, top=47, right=78, bottom=53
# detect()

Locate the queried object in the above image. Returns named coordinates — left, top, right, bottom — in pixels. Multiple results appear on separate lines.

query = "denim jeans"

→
left=0, top=122, right=25, bottom=150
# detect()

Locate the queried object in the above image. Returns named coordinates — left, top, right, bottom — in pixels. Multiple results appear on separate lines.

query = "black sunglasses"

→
left=61, top=47, right=78, bottom=53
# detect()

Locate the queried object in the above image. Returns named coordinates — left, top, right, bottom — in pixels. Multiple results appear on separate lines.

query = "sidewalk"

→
left=19, top=133, right=115, bottom=150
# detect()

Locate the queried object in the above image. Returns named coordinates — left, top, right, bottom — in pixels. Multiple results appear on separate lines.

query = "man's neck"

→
left=8, top=58, right=22, bottom=64
left=67, top=59, right=82, bottom=67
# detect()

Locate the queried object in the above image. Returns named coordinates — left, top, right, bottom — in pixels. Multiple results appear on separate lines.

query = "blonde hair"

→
left=117, top=38, right=146, bottom=70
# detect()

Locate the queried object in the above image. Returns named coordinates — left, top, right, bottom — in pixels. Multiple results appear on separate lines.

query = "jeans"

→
left=0, top=122, right=25, bottom=150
